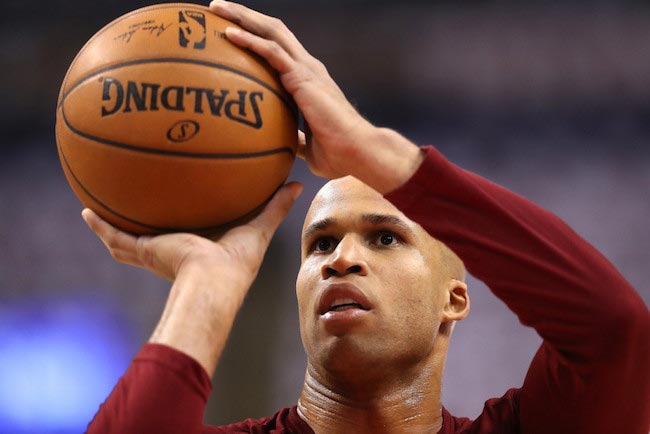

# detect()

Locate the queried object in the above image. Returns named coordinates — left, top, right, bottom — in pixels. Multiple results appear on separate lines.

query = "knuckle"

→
left=257, top=228, right=272, bottom=247
left=178, top=235, right=207, bottom=258
left=101, top=229, right=117, bottom=247
left=226, top=243, right=256, bottom=272
left=135, top=237, right=153, bottom=267
left=110, top=249, right=124, bottom=262
left=293, top=64, right=316, bottom=84
left=265, top=16, right=288, bottom=39
left=270, top=40, right=284, bottom=54
left=309, top=57, right=328, bottom=74
left=269, top=16, right=286, bottom=31
left=264, top=40, right=283, bottom=57
left=251, top=221, right=273, bottom=247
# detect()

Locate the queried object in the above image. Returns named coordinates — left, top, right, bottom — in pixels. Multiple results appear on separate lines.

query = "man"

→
left=83, top=1, right=650, bottom=433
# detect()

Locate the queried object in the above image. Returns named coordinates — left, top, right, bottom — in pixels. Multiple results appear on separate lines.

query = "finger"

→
left=81, top=208, right=140, bottom=264
left=209, top=0, right=305, bottom=58
left=296, top=130, right=307, bottom=160
left=303, top=120, right=312, bottom=145
left=247, top=182, right=303, bottom=245
left=225, top=27, right=295, bottom=74
left=296, top=143, right=307, bottom=161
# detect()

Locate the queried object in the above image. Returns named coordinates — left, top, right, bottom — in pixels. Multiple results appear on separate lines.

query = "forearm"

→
left=149, top=261, right=248, bottom=376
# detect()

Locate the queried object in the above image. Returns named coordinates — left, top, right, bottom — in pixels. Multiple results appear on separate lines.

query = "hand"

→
left=209, top=0, right=369, bottom=180
left=209, top=1, right=423, bottom=192
left=82, top=182, right=302, bottom=374
left=82, top=182, right=302, bottom=285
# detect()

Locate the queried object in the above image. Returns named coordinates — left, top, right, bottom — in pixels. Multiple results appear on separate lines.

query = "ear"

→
left=441, top=279, right=470, bottom=323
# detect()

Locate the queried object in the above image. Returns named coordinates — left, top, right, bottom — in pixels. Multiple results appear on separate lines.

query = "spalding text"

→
left=100, top=77, right=264, bottom=129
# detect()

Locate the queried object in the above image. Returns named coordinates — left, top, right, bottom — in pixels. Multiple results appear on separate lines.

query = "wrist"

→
left=172, top=261, right=250, bottom=327
left=149, top=263, right=248, bottom=375
left=349, top=126, right=424, bottom=194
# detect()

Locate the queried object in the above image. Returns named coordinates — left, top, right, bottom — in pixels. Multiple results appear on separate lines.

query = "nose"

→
left=321, top=236, right=369, bottom=279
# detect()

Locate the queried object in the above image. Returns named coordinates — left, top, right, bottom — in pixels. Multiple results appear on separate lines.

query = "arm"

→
left=210, top=3, right=649, bottom=433
left=84, top=182, right=302, bottom=434
left=385, top=147, right=650, bottom=434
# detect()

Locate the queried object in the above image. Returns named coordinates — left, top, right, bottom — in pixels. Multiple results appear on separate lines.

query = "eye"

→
left=313, top=237, right=336, bottom=253
left=375, top=231, right=399, bottom=247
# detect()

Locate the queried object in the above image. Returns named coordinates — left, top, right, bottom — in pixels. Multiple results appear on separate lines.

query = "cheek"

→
left=295, top=265, right=312, bottom=352
left=295, top=260, right=320, bottom=333
left=389, top=262, right=443, bottom=330
left=296, top=261, right=317, bottom=305
left=295, top=267, right=309, bottom=318
left=395, top=284, right=443, bottom=353
left=392, top=256, right=434, bottom=298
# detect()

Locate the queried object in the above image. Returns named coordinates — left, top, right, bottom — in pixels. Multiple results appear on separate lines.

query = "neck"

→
left=297, top=350, right=447, bottom=434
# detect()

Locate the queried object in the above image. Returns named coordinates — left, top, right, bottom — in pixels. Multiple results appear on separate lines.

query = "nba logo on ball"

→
left=179, top=10, right=206, bottom=49
left=55, top=4, right=297, bottom=235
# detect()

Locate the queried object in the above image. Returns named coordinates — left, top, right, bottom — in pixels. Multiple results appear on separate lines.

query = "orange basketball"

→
left=56, top=3, right=297, bottom=234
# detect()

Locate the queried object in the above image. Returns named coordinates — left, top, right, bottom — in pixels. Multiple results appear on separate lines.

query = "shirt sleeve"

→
left=86, top=343, right=212, bottom=434
left=385, top=146, right=650, bottom=434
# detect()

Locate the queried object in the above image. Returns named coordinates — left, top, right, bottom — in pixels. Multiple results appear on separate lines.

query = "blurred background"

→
left=1, top=0, right=649, bottom=432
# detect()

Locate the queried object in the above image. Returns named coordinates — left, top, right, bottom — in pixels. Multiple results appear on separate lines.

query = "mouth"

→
left=317, top=284, right=372, bottom=316
left=327, top=298, right=369, bottom=312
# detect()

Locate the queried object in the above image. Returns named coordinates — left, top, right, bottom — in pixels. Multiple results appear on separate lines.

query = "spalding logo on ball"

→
left=56, top=3, right=297, bottom=234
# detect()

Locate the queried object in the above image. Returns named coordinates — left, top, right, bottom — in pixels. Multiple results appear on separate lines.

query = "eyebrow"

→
left=302, top=213, right=414, bottom=241
left=303, top=217, right=335, bottom=242
left=362, top=213, right=408, bottom=228
left=362, top=213, right=415, bottom=237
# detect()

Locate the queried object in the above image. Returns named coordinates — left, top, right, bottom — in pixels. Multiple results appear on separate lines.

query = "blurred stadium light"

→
left=0, top=296, right=136, bottom=434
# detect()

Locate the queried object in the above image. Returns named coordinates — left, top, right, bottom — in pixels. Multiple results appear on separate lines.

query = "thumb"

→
left=247, top=182, right=303, bottom=242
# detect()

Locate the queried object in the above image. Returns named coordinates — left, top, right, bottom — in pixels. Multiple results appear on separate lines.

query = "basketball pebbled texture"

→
left=56, top=3, right=297, bottom=234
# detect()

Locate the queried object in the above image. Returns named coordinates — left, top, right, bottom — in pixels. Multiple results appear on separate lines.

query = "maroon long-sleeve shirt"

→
left=87, top=146, right=650, bottom=434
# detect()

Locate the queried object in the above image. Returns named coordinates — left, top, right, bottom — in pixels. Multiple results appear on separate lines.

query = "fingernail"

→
left=291, top=182, right=303, bottom=200
left=225, top=26, right=241, bottom=36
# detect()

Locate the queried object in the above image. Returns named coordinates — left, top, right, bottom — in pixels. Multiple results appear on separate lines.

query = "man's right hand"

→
left=81, top=181, right=302, bottom=374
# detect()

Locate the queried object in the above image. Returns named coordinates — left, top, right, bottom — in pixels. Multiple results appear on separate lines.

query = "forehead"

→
left=303, top=177, right=413, bottom=232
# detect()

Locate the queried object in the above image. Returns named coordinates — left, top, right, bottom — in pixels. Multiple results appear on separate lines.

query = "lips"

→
left=317, top=283, right=372, bottom=315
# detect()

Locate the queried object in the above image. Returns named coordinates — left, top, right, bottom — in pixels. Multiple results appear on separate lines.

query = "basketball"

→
left=55, top=3, right=297, bottom=234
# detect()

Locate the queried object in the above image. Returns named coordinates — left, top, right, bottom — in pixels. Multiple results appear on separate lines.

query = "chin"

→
left=309, top=332, right=438, bottom=385
left=313, top=334, right=393, bottom=378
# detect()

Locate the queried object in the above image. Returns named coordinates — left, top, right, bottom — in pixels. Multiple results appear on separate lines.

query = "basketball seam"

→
left=61, top=57, right=296, bottom=116
left=60, top=106, right=294, bottom=159
left=60, top=102, right=294, bottom=159
left=57, top=138, right=283, bottom=233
